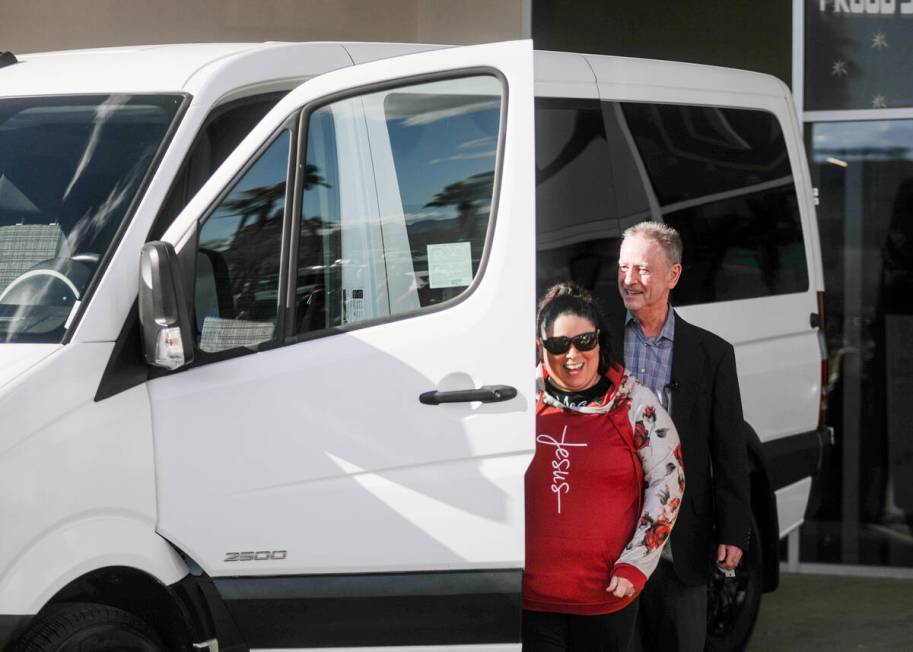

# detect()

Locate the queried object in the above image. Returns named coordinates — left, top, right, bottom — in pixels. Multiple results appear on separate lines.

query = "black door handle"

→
left=419, top=384, right=518, bottom=405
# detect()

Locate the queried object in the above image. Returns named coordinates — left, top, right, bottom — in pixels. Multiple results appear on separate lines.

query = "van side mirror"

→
left=139, top=241, right=194, bottom=370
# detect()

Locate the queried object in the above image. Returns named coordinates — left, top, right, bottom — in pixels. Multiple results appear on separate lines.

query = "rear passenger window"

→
left=620, top=103, right=808, bottom=304
left=295, top=75, right=502, bottom=334
left=535, top=100, right=808, bottom=308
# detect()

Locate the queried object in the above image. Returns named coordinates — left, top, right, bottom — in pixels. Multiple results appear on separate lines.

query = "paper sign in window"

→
left=427, top=242, right=473, bottom=289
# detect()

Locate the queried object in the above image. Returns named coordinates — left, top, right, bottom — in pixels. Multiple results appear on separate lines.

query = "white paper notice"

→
left=427, top=241, right=473, bottom=289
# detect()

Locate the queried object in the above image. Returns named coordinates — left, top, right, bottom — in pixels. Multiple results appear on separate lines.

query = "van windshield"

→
left=0, top=94, right=183, bottom=343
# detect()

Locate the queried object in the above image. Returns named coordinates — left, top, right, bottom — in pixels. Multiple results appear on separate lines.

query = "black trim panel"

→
left=213, top=569, right=522, bottom=648
left=94, top=302, right=149, bottom=402
left=762, top=427, right=827, bottom=491
left=0, top=614, right=31, bottom=650
left=171, top=573, right=250, bottom=652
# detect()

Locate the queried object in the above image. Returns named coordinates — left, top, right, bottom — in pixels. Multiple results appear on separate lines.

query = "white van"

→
left=0, top=41, right=827, bottom=652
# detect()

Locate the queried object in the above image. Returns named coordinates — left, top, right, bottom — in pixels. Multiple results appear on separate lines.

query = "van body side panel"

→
left=0, top=344, right=186, bottom=614
left=533, top=51, right=597, bottom=99
left=679, top=297, right=820, bottom=443
left=778, top=83, right=826, bottom=292
left=776, top=477, right=815, bottom=537
left=578, top=55, right=822, bottom=531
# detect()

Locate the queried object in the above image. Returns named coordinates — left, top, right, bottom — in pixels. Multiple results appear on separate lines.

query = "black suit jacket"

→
left=621, top=310, right=751, bottom=585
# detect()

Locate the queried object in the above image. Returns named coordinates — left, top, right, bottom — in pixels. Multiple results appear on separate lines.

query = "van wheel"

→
left=15, top=602, right=165, bottom=652
left=705, top=515, right=763, bottom=652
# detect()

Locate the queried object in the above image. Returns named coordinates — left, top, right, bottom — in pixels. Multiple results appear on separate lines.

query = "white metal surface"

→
left=776, top=477, right=813, bottom=538
left=586, top=54, right=789, bottom=100
left=533, top=50, right=597, bottom=99
left=151, top=40, right=536, bottom=576
left=0, top=345, right=187, bottom=613
left=3, top=42, right=448, bottom=98
left=0, top=344, right=58, bottom=392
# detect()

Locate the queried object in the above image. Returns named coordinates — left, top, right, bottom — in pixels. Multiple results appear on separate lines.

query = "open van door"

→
left=147, top=41, right=534, bottom=648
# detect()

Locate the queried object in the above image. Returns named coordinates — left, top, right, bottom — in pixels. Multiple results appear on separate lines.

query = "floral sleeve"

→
left=611, top=378, right=685, bottom=589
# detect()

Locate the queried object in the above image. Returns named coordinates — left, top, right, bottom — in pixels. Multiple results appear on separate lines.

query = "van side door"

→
left=148, top=41, right=534, bottom=649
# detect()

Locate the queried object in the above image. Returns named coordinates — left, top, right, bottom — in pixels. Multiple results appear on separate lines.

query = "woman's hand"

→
left=605, top=575, right=636, bottom=598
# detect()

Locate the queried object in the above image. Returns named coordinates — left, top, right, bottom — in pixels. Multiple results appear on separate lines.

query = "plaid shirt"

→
left=623, top=308, right=675, bottom=410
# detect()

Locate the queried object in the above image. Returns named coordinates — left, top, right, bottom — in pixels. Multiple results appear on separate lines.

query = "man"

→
left=617, top=221, right=750, bottom=652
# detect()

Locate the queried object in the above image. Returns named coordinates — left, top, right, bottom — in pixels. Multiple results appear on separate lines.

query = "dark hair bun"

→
left=537, top=281, right=593, bottom=313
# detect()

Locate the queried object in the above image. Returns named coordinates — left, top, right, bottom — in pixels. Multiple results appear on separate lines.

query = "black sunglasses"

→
left=541, top=331, right=599, bottom=355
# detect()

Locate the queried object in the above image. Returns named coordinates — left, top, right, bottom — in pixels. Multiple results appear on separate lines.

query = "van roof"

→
left=0, top=42, right=787, bottom=101
left=0, top=42, right=443, bottom=99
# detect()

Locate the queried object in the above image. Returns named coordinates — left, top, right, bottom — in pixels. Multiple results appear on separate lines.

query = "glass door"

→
left=806, top=118, right=913, bottom=567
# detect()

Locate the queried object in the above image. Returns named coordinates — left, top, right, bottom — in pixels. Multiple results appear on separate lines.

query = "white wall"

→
left=416, top=0, right=526, bottom=44
left=0, top=0, right=526, bottom=54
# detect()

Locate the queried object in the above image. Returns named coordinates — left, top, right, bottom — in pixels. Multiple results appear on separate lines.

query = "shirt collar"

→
left=625, top=306, right=676, bottom=342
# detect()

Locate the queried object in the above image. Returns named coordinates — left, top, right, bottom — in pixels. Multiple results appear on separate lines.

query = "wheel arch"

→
left=0, top=513, right=188, bottom=615
left=744, top=420, right=780, bottom=593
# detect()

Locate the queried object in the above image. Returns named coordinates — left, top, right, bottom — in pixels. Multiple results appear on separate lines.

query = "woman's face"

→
left=540, top=313, right=601, bottom=392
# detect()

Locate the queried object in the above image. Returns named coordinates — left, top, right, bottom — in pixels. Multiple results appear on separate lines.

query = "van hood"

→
left=0, top=344, right=60, bottom=391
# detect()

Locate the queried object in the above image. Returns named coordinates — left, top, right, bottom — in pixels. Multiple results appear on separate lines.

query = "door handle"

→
left=419, top=384, right=517, bottom=405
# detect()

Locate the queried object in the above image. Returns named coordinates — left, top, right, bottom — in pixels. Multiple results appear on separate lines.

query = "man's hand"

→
left=717, top=544, right=743, bottom=571
left=606, top=575, right=636, bottom=598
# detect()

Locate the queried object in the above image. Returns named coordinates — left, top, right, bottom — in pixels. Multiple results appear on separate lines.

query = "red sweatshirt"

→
left=524, top=363, right=684, bottom=615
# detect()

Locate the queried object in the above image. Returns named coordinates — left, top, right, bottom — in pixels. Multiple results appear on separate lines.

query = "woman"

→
left=523, top=283, right=685, bottom=652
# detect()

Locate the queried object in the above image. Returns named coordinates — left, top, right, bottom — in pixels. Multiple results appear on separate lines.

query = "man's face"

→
left=618, top=234, right=682, bottom=318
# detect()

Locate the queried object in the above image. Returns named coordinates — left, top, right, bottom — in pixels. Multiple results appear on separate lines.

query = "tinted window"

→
left=535, top=100, right=808, bottom=309
left=620, top=103, right=808, bottom=304
left=535, top=98, right=630, bottom=322
left=295, top=76, right=502, bottom=335
left=154, top=94, right=284, bottom=239
left=195, top=131, right=290, bottom=353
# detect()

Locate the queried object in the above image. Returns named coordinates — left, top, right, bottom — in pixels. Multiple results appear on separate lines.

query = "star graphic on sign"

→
left=831, top=60, right=848, bottom=76
left=873, top=94, right=887, bottom=108
left=872, top=32, right=888, bottom=49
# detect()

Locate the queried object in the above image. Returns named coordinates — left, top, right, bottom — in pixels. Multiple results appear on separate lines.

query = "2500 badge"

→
left=224, top=550, right=288, bottom=562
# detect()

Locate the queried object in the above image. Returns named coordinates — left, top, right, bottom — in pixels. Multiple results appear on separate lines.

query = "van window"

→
left=154, top=93, right=285, bottom=240
left=620, top=103, right=808, bottom=304
left=534, top=100, right=808, bottom=309
left=195, top=130, right=290, bottom=353
left=0, top=94, right=182, bottom=343
left=295, top=75, right=502, bottom=334
left=535, top=98, right=645, bottom=322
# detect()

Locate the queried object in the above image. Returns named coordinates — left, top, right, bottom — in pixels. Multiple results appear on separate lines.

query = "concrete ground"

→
left=748, top=573, right=913, bottom=651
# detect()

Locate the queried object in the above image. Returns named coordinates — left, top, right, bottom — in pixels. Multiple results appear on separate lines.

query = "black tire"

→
left=13, top=602, right=166, bottom=652
left=705, top=514, right=764, bottom=652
